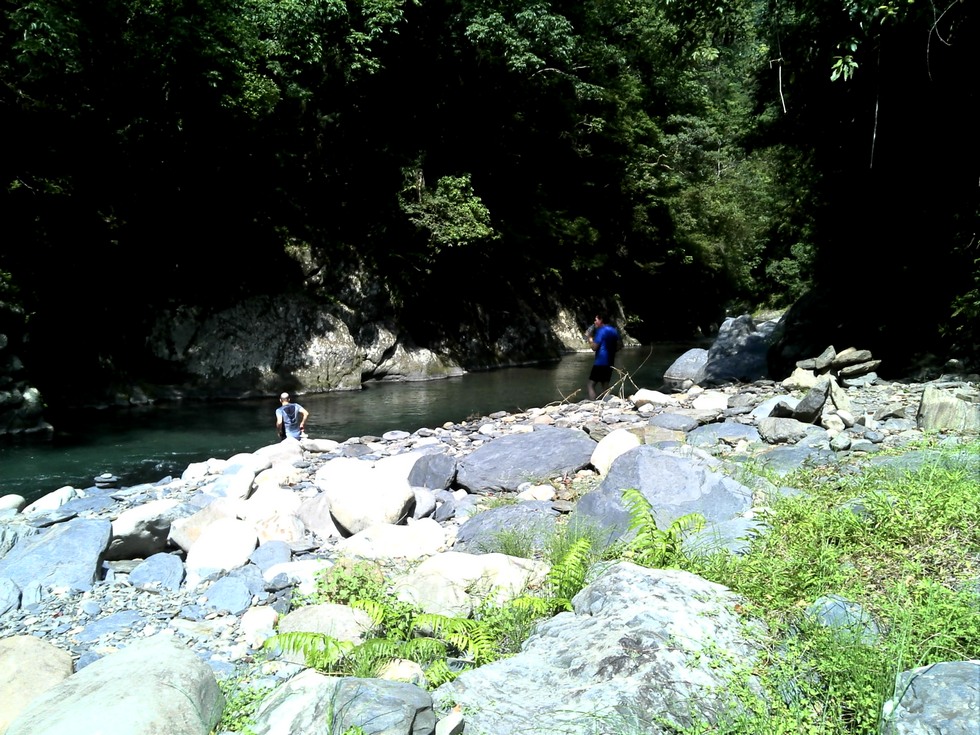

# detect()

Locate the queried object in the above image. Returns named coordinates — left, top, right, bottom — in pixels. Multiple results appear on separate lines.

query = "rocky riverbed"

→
left=1, top=362, right=978, bottom=735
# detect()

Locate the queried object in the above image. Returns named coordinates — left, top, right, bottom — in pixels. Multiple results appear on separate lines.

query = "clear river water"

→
left=1, top=344, right=699, bottom=504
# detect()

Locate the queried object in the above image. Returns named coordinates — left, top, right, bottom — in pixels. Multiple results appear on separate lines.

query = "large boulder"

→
left=0, top=636, right=73, bottom=734
left=433, top=563, right=765, bottom=735
left=662, top=348, right=708, bottom=391
left=5, top=635, right=223, bottom=735
left=105, top=499, right=181, bottom=560
left=0, top=518, right=111, bottom=599
left=392, top=551, right=550, bottom=618
left=314, top=456, right=418, bottom=536
left=881, top=660, right=980, bottom=735
left=250, top=670, right=436, bottom=735
left=453, top=502, right=558, bottom=554
left=455, top=426, right=596, bottom=494
left=575, top=446, right=754, bottom=545
left=916, top=384, right=980, bottom=432
left=700, top=315, right=778, bottom=387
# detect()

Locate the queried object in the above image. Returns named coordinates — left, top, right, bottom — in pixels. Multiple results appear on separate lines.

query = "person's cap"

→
left=280, top=392, right=290, bottom=400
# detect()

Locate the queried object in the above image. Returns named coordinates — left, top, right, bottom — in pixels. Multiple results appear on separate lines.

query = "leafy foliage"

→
left=2, top=0, right=975, bottom=397
left=622, top=487, right=705, bottom=568
left=679, top=440, right=980, bottom=734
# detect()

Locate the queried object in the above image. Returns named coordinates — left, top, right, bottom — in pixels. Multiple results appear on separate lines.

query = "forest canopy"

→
left=2, top=0, right=976, bottom=392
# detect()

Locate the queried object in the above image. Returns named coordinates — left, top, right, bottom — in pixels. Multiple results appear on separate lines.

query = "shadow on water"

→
left=1, top=344, right=697, bottom=504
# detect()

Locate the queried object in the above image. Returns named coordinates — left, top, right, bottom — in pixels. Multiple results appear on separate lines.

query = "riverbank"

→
left=0, top=347, right=689, bottom=505
left=1, top=370, right=978, bottom=735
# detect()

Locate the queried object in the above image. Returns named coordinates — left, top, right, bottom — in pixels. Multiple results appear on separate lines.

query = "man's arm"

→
left=299, top=406, right=309, bottom=431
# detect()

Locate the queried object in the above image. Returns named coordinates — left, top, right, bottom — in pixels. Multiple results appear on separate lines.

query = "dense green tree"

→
left=3, top=0, right=971, bottom=402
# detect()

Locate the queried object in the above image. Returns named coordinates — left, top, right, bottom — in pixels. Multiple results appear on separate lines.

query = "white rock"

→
left=23, top=486, right=79, bottom=514
left=630, top=389, right=679, bottom=408
left=516, top=485, right=556, bottom=502
left=240, top=606, right=279, bottom=648
left=185, top=518, right=258, bottom=584
left=339, top=518, right=447, bottom=560
left=393, top=551, right=549, bottom=618
left=0, top=494, right=26, bottom=513
left=691, top=391, right=729, bottom=411
left=591, top=428, right=642, bottom=476
left=263, top=559, right=334, bottom=596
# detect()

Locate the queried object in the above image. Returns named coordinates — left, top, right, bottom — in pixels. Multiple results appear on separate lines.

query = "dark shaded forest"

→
left=2, top=0, right=976, bottom=402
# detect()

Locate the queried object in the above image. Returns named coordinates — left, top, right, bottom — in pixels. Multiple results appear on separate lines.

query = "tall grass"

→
left=678, top=439, right=980, bottom=734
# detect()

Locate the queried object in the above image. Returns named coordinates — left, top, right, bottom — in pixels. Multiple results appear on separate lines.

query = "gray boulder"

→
left=757, top=417, right=826, bottom=444
left=688, top=421, right=762, bottom=447
left=792, top=377, right=830, bottom=423
left=456, top=426, right=596, bottom=494
left=805, top=594, right=881, bottom=646
left=454, top=501, right=558, bottom=553
left=251, top=669, right=436, bottom=735
left=407, top=450, right=458, bottom=490
left=753, top=445, right=836, bottom=477
left=0, top=518, right=111, bottom=598
left=5, top=634, right=223, bottom=735
left=700, top=315, right=778, bottom=387
left=129, top=552, right=185, bottom=592
left=881, top=660, right=980, bottom=735
left=105, top=499, right=182, bottom=561
left=648, top=412, right=701, bottom=432
left=433, top=563, right=765, bottom=735
left=574, top=446, right=753, bottom=545
left=662, top=348, right=708, bottom=391
left=683, top=517, right=769, bottom=557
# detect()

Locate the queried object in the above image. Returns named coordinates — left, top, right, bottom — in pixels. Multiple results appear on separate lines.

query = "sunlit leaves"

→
left=400, top=170, right=496, bottom=254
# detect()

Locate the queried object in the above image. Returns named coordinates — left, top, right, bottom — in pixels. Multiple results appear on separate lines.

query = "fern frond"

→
left=266, top=631, right=353, bottom=672
left=510, top=594, right=556, bottom=617
left=351, top=598, right=386, bottom=628
left=547, top=536, right=592, bottom=602
left=402, top=636, right=449, bottom=664
left=463, top=622, right=500, bottom=665
left=413, top=612, right=466, bottom=638
left=623, top=487, right=658, bottom=536
left=424, top=659, right=459, bottom=688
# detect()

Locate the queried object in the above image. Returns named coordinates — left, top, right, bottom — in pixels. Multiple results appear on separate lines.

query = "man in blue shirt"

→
left=587, top=312, right=619, bottom=400
left=276, top=392, right=310, bottom=440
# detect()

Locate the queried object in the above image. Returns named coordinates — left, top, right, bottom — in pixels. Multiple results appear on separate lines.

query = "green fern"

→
left=266, top=631, right=354, bottom=673
left=622, top=487, right=705, bottom=568
left=423, top=658, right=458, bottom=688
left=546, top=536, right=593, bottom=607
left=509, top=535, right=595, bottom=617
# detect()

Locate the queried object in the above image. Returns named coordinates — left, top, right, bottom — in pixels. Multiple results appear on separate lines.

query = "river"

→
left=1, top=344, right=698, bottom=504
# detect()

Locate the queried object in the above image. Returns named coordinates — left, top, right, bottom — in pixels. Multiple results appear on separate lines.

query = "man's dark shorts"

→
left=590, top=364, right=613, bottom=383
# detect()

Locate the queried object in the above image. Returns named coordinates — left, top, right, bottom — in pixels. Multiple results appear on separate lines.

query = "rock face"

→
left=146, top=295, right=466, bottom=399
left=0, top=322, right=51, bottom=439
left=140, top=296, right=624, bottom=403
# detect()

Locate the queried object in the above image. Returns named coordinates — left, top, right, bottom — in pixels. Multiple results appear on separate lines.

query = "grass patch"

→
left=678, top=439, right=980, bottom=734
